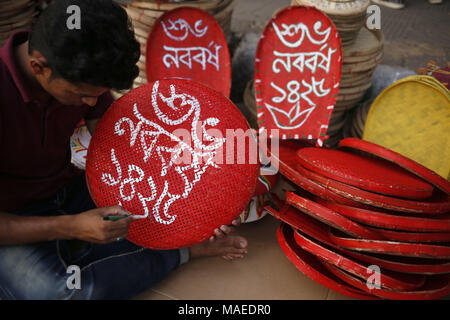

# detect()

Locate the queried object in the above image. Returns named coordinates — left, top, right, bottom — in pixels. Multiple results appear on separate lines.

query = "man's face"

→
left=43, top=75, right=109, bottom=106
left=27, top=48, right=109, bottom=106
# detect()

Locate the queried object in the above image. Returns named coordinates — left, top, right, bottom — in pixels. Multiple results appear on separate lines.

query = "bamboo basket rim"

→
left=291, top=0, right=370, bottom=16
left=131, top=18, right=153, bottom=31
left=337, top=84, right=370, bottom=101
left=0, top=21, right=33, bottom=34
left=343, top=48, right=383, bottom=63
left=343, top=28, right=384, bottom=57
left=341, top=69, right=373, bottom=80
left=0, top=6, right=35, bottom=27
left=0, top=0, right=33, bottom=11
left=342, top=51, right=383, bottom=73
left=341, top=75, right=373, bottom=88
left=338, top=80, right=372, bottom=95
left=129, top=0, right=231, bottom=12
left=0, top=1, right=34, bottom=19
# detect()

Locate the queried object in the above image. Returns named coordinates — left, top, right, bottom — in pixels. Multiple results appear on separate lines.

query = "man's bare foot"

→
left=189, top=235, right=248, bottom=260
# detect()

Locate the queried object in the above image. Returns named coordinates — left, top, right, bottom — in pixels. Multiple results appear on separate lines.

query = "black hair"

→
left=29, top=0, right=140, bottom=90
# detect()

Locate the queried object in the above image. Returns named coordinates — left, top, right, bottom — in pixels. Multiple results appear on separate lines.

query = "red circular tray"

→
left=329, top=229, right=450, bottom=260
left=272, top=141, right=365, bottom=207
left=285, top=192, right=384, bottom=240
left=322, top=262, right=450, bottom=300
left=269, top=204, right=450, bottom=274
left=146, top=7, right=231, bottom=97
left=315, top=199, right=450, bottom=233
left=341, top=252, right=450, bottom=275
left=296, top=147, right=434, bottom=199
left=277, top=223, right=378, bottom=300
left=86, top=79, right=258, bottom=249
left=339, top=138, right=450, bottom=195
left=294, top=229, right=426, bottom=291
left=366, top=229, right=450, bottom=243
left=295, top=163, right=450, bottom=214
left=254, top=6, right=342, bottom=143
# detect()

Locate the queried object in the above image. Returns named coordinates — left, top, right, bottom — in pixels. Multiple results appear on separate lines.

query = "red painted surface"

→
left=285, top=192, right=383, bottom=240
left=268, top=204, right=450, bottom=274
left=295, top=163, right=450, bottom=214
left=86, top=80, right=258, bottom=249
left=277, top=223, right=377, bottom=299
left=254, top=6, right=342, bottom=144
left=339, top=138, right=450, bottom=195
left=146, top=7, right=231, bottom=97
left=294, top=228, right=426, bottom=291
left=296, top=147, right=434, bottom=199
left=316, top=199, right=450, bottom=233
left=323, top=262, right=450, bottom=300
left=329, top=229, right=450, bottom=259
left=271, top=140, right=365, bottom=206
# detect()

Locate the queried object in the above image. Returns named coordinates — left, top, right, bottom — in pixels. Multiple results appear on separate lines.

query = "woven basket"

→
left=363, top=76, right=450, bottom=179
left=0, top=0, right=36, bottom=46
left=291, top=0, right=370, bottom=46
left=338, top=28, right=383, bottom=111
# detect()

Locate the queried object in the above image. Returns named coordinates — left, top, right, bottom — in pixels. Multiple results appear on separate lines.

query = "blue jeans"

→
left=0, top=174, right=186, bottom=300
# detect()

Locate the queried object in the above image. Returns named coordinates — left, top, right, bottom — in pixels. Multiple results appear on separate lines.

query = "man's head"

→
left=28, top=0, right=140, bottom=105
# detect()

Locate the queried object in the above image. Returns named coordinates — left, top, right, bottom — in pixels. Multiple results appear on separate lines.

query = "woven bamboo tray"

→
left=112, top=0, right=236, bottom=98
left=363, top=75, right=450, bottom=180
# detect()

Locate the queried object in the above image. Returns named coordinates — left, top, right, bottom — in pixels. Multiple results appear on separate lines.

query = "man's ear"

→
left=29, top=50, right=51, bottom=78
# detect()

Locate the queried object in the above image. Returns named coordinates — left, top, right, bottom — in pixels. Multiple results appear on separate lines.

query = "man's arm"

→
left=0, top=206, right=133, bottom=246
left=0, top=212, right=73, bottom=245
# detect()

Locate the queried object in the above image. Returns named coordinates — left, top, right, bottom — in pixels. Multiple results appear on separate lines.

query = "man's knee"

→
left=0, top=244, right=90, bottom=300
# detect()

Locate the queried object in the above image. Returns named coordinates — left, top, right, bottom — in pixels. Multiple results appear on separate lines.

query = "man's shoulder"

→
left=0, top=55, right=12, bottom=87
left=0, top=55, right=8, bottom=74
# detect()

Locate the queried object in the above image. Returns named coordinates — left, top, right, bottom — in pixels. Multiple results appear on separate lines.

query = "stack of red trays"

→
left=267, top=137, right=450, bottom=299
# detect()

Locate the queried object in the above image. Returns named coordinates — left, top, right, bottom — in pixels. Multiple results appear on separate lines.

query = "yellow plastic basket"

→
left=363, top=75, right=450, bottom=180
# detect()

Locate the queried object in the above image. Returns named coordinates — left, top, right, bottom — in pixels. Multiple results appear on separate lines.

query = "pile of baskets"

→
left=336, top=28, right=383, bottom=112
left=268, top=138, right=450, bottom=300
left=291, top=0, right=370, bottom=46
left=112, top=0, right=236, bottom=99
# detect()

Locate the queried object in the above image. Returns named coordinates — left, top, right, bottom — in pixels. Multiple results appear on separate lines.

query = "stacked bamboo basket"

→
left=0, top=0, right=37, bottom=46
left=291, top=0, right=370, bottom=46
left=288, top=0, right=384, bottom=147
left=112, top=0, right=236, bottom=99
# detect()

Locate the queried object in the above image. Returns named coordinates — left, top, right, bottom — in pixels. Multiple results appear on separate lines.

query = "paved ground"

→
left=231, top=0, right=450, bottom=70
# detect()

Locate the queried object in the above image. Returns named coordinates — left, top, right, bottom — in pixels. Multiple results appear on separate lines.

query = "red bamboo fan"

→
left=294, top=229, right=426, bottom=291
left=277, top=223, right=377, bottom=300
left=323, top=262, right=450, bottom=300
left=295, top=163, right=450, bottom=214
left=254, top=6, right=342, bottom=145
left=268, top=205, right=450, bottom=275
left=338, top=138, right=450, bottom=195
left=316, top=200, right=450, bottom=233
left=270, top=140, right=364, bottom=207
left=296, top=147, right=434, bottom=200
left=86, top=79, right=259, bottom=249
left=146, top=7, right=231, bottom=97
left=285, top=192, right=383, bottom=240
left=329, top=229, right=450, bottom=260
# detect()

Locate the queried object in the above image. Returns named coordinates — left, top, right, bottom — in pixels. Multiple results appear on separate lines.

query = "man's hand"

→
left=69, top=206, right=133, bottom=244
